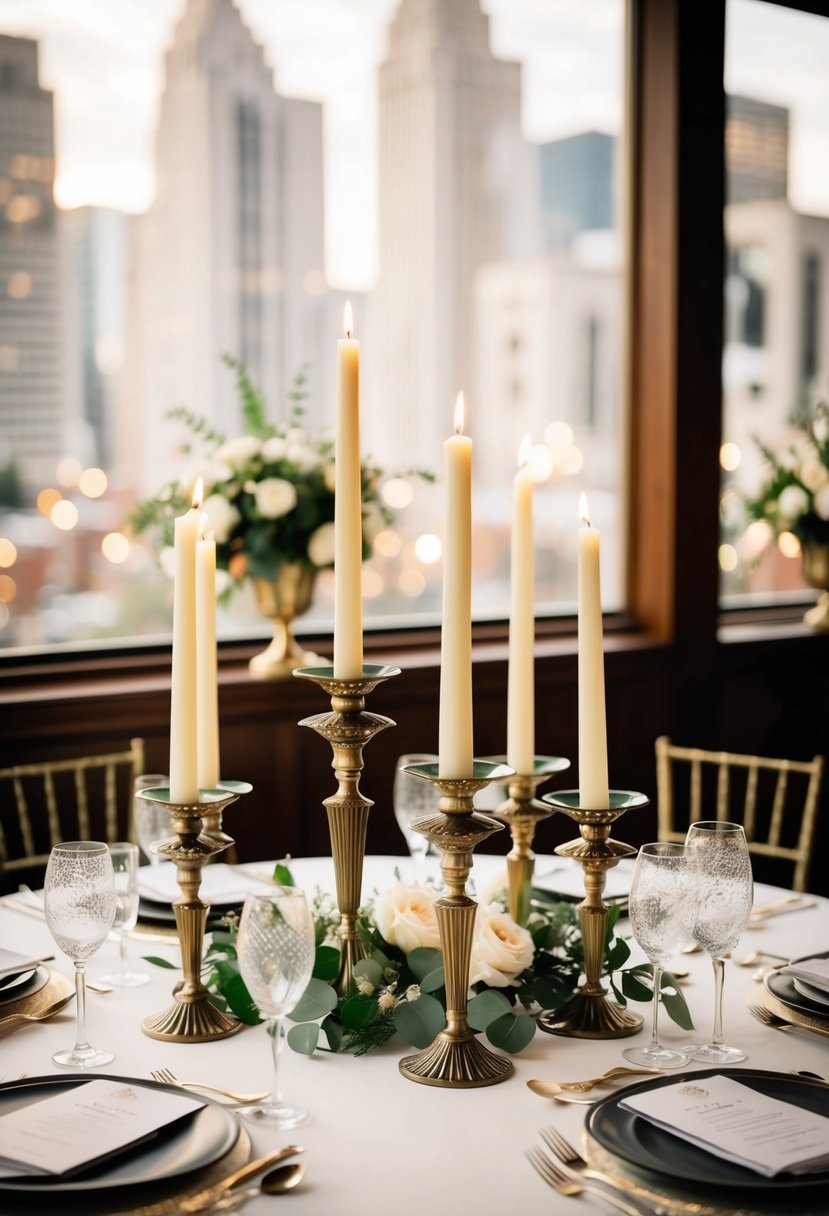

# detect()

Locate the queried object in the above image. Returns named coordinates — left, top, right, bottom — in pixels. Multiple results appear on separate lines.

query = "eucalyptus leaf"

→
left=393, top=992, right=446, bottom=1048
left=532, top=974, right=574, bottom=1011
left=352, top=958, right=384, bottom=988
left=407, top=947, right=443, bottom=981
left=142, top=955, right=179, bottom=969
left=467, top=989, right=511, bottom=1031
left=273, top=861, right=295, bottom=886
left=340, top=994, right=378, bottom=1030
left=419, top=965, right=445, bottom=994
left=219, top=972, right=260, bottom=1024
left=620, top=969, right=654, bottom=1004
left=605, top=937, right=631, bottom=971
left=312, top=945, right=340, bottom=981
left=287, top=977, right=338, bottom=1022
left=287, top=1022, right=320, bottom=1055
left=485, top=1010, right=536, bottom=1053
left=321, top=1013, right=343, bottom=1052
left=660, top=972, right=695, bottom=1030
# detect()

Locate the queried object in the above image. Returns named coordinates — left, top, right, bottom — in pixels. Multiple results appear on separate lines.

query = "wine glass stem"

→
left=118, top=930, right=128, bottom=975
left=710, top=955, right=726, bottom=1046
left=74, top=960, right=90, bottom=1052
left=268, top=1015, right=285, bottom=1109
left=649, top=963, right=663, bottom=1051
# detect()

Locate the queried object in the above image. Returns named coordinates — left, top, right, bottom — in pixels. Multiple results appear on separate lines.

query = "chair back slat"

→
left=105, top=762, right=118, bottom=842
left=654, top=735, right=824, bottom=892
left=44, top=771, right=61, bottom=846
left=75, top=766, right=90, bottom=839
left=14, top=775, right=36, bottom=858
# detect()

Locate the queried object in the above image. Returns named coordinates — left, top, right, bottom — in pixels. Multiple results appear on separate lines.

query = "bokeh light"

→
left=50, top=499, right=79, bottom=530
left=398, top=568, right=426, bottom=597
left=0, top=539, right=17, bottom=567
left=381, top=477, right=414, bottom=510
left=102, top=532, right=130, bottom=564
left=414, top=533, right=442, bottom=564
left=0, top=574, right=16, bottom=603
left=374, top=528, right=402, bottom=558
left=719, top=442, right=741, bottom=472
left=56, top=456, right=83, bottom=487
left=79, top=467, right=108, bottom=498
left=362, top=568, right=385, bottom=597
left=36, top=487, right=62, bottom=515
left=718, top=544, right=738, bottom=572
left=544, top=420, right=574, bottom=450
left=778, top=531, right=801, bottom=558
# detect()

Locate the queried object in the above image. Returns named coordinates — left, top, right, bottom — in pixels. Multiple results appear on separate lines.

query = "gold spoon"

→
left=527, top=1066, right=657, bottom=1097
left=210, top=1162, right=307, bottom=1210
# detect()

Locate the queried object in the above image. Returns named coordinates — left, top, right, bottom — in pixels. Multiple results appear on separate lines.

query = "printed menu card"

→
left=0, top=1079, right=205, bottom=1179
left=620, top=1074, right=829, bottom=1177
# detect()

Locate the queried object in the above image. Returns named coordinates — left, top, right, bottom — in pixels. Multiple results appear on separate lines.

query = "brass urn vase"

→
left=249, top=563, right=328, bottom=679
left=802, top=540, right=829, bottom=631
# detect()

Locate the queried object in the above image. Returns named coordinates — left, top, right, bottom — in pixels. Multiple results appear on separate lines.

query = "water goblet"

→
left=622, top=841, right=696, bottom=1070
left=685, top=820, right=754, bottom=1064
left=134, top=773, right=169, bottom=865
left=236, top=887, right=315, bottom=1128
left=393, top=753, right=440, bottom=864
left=44, top=840, right=116, bottom=1068
left=100, top=842, right=149, bottom=988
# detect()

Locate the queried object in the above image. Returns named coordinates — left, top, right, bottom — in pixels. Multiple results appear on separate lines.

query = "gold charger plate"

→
left=0, top=968, right=73, bottom=1028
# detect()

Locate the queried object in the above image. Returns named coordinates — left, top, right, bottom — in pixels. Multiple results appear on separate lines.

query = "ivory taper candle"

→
left=577, top=491, right=609, bottom=808
left=169, top=478, right=202, bottom=804
left=334, top=300, right=363, bottom=678
left=438, top=392, right=474, bottom=778
left=196, top=517, right=219, bottom=789
left=507, top=435, right=535, bottom=775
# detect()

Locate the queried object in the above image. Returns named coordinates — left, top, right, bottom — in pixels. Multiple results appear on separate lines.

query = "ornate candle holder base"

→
left=139, top=783, right=251, bottom=1043
left=484, top=755, right=570, bottom=924
left=536, top=789, right=648, bottom=1040
left=295, top=664, right=400, bottom=997
left=397, top=760, right=515, bottom=1088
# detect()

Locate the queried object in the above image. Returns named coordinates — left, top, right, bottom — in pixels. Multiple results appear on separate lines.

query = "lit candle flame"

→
left=192, top=476, right=204, bottom=510
left=453, top=391, right=465, bottom=435
left=578, top=490, right=591, bottom=527
left=344, top=300, right=354, bottom=339
left=518, top=434, right=533, bottom=469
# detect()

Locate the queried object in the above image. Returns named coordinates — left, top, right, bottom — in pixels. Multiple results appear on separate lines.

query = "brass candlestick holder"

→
left=295, top=664, right=400, bottom=996
left=398, top=759, right=514, bottom=1088
left=536, top=789, right=647, bottom=1039
left=139, top=783, right=251, bottom=1042
left=484, top=755, right=570, bottom=924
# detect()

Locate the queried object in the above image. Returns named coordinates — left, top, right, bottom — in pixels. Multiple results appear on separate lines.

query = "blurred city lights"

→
left=50, top=499, right=79, bottom=530
left=362, top=568, right=385, bottom=597
left=0, top=604, right=9, bottom=630
left=102, top=532, right=130, bottom=564
left=558, top=445, right=584, bottom=475
left=527, top=443, right=554, bottom=482
left=36, top=487, right=62, bottom=515
left=544, top=420, right=574, bottom=450
left=718, top=544, right=738, bottom=572
left=79, top=466, right=108, bottom=498
left=398, top=568, right=426, bottom=597
left=0, top=539, right=17, bottom=567
left=381, top=477, right=414, bottom=510
left=719, top=441, right=742, bottom=472
left=0, top=574, right=17, bottom=603
left=56, top=456, right=83, bottom=487
left=374, top=528, right=402, bottom=558
left=414, top=533, right=442, bottom=564
left=744, top=519, right=773, bottom=555
left=778, top=531, right=801, bottom=558
left=6, top=269, right=32, bottom=298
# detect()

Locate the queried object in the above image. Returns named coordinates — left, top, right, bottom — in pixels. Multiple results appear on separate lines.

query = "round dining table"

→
left=0, top=852, right=827, bottom=1216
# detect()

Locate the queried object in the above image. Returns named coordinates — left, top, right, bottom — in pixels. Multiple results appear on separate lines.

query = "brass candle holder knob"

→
left=484, top=755, right=570, bottom=924
left=295, top=664, right=400, bottom=997
left=139, top=782, right=251, bottom=1043
left=536, top=789, right=647, bottom=1039
left=398, top=759, right=514, bottom=1089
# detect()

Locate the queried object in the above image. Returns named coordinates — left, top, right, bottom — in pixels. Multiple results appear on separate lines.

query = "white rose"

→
left=362, top=501, right=384, bottom=544
left=323, top=462, right=337, bottom=492
left=253, top=477, right=297, bottom=519
left=215, top=568, right=233, bottom=595
left=286, top=442, right=316, bottom=471
left=286, top=426, right=307, bottom=444
left=468, top=904, right=534, bottom=988
left=202, top=493, right=241, bottom=542
left=815, top=484, right=829, bottom=520
left=261, top=436, right=287, bottom=462
left=777, top=484, right=810, bottom=523
left=215, top=435, right=261, bottom=467
left=307, top=521, right=335, bottom=567
left=799, top=456, right=829, bottom=494
left=372, top=883, right=441, bottom=955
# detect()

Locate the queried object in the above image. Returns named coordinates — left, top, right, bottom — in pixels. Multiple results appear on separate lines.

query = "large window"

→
left=720, top=0, right=829, bottom=606
left=0, top=0, right=628, bottom=652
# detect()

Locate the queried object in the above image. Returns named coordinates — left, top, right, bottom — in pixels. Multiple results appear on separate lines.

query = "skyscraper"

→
left=367, top=0, right=538, bottom=471
left=726, top=94, right=789, bottom=205
left=135, top=0, right=327, bottom=488
left=0, top=35, right=61, bottom=494
left=539, top=131, right=616, bottom=247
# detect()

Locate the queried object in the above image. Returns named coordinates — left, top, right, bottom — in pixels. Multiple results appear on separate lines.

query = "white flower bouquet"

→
left=745, top=400, right=829, bottom=549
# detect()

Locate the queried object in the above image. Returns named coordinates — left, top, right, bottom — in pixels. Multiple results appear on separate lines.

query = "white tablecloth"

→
left=1, top=854, right=828, bottom=1215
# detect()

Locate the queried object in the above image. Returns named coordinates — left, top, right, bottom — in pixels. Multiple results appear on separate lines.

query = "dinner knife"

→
left=177, top=1144, right=305, bottom=1213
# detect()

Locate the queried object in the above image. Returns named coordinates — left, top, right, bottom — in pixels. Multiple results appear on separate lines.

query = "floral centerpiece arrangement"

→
left=745, top=399, right=829, bottom=550
left=129, top=356, right=430, bottom=595
left=173, top=863, right=693, bottom=1059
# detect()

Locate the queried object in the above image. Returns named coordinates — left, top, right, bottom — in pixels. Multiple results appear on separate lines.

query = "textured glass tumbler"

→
left=100, top=842, right=149, bottom=988
left=393, top=753, right=440, bottom=863
left=44, top=841, right=116, bottom=1068
left=134, top=774, right=169, bottom=865
left=686, top=821, right=753, bottom=1064
left=236, top=888, right=315, bottom=1127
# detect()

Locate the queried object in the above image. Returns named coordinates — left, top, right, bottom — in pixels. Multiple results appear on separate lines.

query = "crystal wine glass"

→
left=685, top=820, right=754, bottom=1064
left=100, top=842, right=149, bottom=988
left=236, top=887, right=315, bottom=1127
left=622, top=841, right=696, bottom=1070
left=134, top=773, right=170, bottom=865
left=44, top=840, right=116, bottom=1068
left=393, top=753, right=440, bottom=864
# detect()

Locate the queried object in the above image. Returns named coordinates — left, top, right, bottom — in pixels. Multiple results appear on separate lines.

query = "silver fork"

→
left=526, top=1146, right=651, bottom=1216
left=748, top=1003, right=829, bottom=1040
left=540, top=1128, right=668, bottom=1216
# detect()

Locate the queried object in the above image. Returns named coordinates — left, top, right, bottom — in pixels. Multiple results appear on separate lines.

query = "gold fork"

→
left=526, top=1146, right=650, bottom=1216
left=545, top=1065, right=658, bottom=1092
left=539, top=1127, right=668, bottom=1215
left=0, top=993, right=75, bottom=1028
left=150, top=1067, right=269, bottom=1104
left=748, top=1003, right=829, bottom=1040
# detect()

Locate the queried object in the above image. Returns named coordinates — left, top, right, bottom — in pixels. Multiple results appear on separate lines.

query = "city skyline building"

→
left=726, top=93, right=789, bottom=205
left=133, top=0, right=329, bottom=490
left=0, top=34, right=62, bottom=495
left=366, top=0, right=540, bottom=473
left=539, top=130, right=616, bottom=247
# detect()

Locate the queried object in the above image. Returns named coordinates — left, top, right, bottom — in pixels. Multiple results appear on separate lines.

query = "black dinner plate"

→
left=0, top=1073, right=239, bottom=1193
left=587, top=1067, right=829, bottom=1191
left=0, top=964, right=49, bottom=1007
left=765, top=968, right=829, bottom=1020
left=137, top=897, right=240, bottom=928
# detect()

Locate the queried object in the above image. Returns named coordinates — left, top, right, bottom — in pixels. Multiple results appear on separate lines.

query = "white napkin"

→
left=0, top=947, right=41, bottom=980
left=780, top=956, right=829, bottom=995
left=620, top=1074, right=829, bottom=1177
left=533, top=857, right=633, bottom=903
left=138, top=861, right=275, bottom=906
